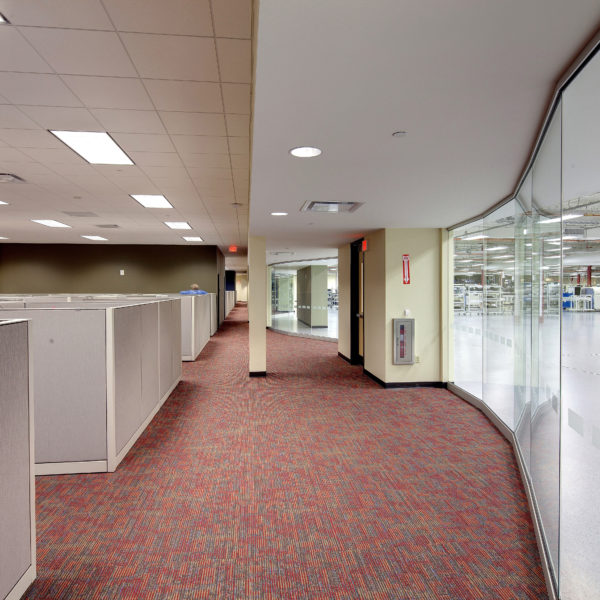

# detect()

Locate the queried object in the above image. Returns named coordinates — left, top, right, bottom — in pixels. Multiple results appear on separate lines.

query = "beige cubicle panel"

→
left=0, top=319, right=36, bottom=600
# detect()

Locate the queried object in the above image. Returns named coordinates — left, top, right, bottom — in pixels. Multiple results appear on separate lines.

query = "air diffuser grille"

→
left=301, top=201, right=363, bottom=213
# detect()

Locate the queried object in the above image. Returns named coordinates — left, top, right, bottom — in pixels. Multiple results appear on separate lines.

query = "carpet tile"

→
left=23, top=304, right=548, bottom=599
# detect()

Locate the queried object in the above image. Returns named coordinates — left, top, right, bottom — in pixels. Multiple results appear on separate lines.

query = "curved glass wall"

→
left=270, top=259, right=338, bottom=340
left=450, top=46, right=600, bottom=599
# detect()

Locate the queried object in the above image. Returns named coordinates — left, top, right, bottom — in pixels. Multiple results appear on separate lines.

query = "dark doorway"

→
left=350, top=238, right=365, bottom=365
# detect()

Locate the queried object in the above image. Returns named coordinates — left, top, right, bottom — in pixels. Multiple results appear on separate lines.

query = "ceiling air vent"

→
left=0, top=173, right=25, bottom=183
left=301, top=201, right=363, bottom=213
left=96, top=224, right=120, bottom=229
left=564, top=227, right=585, bottom=237
left=63, top=211, right=98, bottom=218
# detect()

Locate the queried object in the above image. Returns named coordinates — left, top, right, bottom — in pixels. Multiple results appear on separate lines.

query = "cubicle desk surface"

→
left=0, top=298, right=181, bottom=476
left=0, top=319, right=36, bottom=600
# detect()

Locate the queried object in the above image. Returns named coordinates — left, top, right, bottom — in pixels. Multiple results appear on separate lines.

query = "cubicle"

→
left=0, top=298, right=181, bottom=475
left=179, top=294, right=212, bottom=361
left=0, top=319, right=36, bottom=600
left=225, top=290, right=236, bottom=316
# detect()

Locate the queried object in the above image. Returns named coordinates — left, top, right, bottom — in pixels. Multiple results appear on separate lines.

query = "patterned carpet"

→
left=25, top=304, right=548, bottom=599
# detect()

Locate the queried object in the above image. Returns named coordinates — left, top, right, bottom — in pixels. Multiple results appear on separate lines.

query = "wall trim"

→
left=447, top=382, right=558, bottom=600
left=337, top=352, right=351, bottom=364
left=249, top=371, right=267, bottom=377
left=364, top=368, right=447, bottom=389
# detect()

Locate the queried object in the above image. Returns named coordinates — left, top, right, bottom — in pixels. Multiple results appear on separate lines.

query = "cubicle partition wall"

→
left=225, top=290, right=236, bottom=316
left=209, top=293, right=217, bottom=335
left=0, top=298, right=181, bottom=475
left=179, top=294, right=212, bottom=361
left=0, top=319, right=36, bottom=600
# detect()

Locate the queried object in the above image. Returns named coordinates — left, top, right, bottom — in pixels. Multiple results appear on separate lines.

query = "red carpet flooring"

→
left=25, top=304, right=548, bottom=599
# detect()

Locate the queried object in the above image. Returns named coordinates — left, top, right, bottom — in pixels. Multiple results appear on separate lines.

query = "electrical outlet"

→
left=415, top=355, right=420, bottom=363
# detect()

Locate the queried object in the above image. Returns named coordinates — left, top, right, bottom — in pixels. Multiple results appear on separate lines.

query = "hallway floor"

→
left=25, top=304, right=548, bottom=599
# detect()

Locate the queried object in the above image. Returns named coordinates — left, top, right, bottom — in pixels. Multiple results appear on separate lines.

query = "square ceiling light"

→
left=32, top=219, right=71, bottom=228
left=131, top=194, right=173, bottom=209
left=183, top=236, right=203, bottom=242
left=50, top=131, right=133, bottom=165
left=164, top=221, right=191, bottom=230
left=82, top=235, right=107, bottom=241
left=300, top=201, right=363, bottom=213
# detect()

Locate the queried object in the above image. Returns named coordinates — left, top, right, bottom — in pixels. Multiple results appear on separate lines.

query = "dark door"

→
left=350, top=238, right=365, bottom=365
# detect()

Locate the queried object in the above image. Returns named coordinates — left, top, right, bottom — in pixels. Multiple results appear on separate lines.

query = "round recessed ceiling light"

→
left=271, top=212, right=288, bottom=216
left=392, top=131, right=407, bottom=137
left=289, top=146, right=322, bottom=158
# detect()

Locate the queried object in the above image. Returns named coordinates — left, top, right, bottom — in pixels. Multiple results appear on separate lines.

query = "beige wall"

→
left=384, top=228, right=441, bottom=382
left=363, top=229, right=387, bottom=381
left=337, top=244, right=351, bottom=359
left=235, top=272, right=248, bottom=302
left=248, top=236, right=266, bottom=373
left=0, top=243, right=220, bottom=295
left=361, top=229, right=443, bottom=384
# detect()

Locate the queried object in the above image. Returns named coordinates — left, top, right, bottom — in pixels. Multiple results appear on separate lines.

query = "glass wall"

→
left=450, top=46, right=600, bottom=599
left=270, top=259, right=338, bottom=340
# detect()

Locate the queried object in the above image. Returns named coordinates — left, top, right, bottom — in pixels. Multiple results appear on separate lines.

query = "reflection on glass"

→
left=531, top=105, right=562, bottom=579
left=483, top=201, right=516, bottom=427
left=452, top=221, right=484, bottom=398
left=560, top=49, right=600, bottom=600
left=270, top=259, right=338, bottom=340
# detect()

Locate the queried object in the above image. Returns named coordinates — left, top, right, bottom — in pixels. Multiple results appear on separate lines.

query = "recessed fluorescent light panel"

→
left=271, top=212, right=288, bottom=216
left=461, top=235, right=489, bottom=241
left=164, top=221, right=191, bottom=230
left=131, top=194, right=173, bottom=209
left=32, top=219, right=71, bottom=228
left=183, top=236, right=203, bottom=242
left=541, top=214, right=582, bottom=224
left=0, top=200, right=8, bottom=205
left=289, top=146, right=322, bottom=158
left=0, top=236, right=8, bottom=240
left=50, top=131, right=133, bottom=165
left=81, top=235, right=107, bottom=241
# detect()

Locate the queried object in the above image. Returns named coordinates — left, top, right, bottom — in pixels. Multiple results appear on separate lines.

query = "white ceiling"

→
left=0, top=0, right=251, bottom=266
left=250, top=0, right=600, bottom=259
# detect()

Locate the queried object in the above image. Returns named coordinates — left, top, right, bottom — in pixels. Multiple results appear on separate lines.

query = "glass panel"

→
left=270, top=259, right=338, bottom=340
left=515, top=172, right=533, bottom=471
left=531, top=104, right=562, bottom=580
left=483, top=200, right=516, bottom=428
left=560, top=50, right=600, bottom=600
left=452, top=220, right=484, bottom=398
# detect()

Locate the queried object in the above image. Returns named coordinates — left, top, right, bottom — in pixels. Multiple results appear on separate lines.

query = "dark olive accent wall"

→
left=0, top=244, right=221, bottom=295
left=216, top=249, right=226, bottom=325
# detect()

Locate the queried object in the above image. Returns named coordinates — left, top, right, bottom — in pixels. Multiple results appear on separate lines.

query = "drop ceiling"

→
left=0, top=0, right=251, bottom=268
left=250, top=0, right=600, bottom=259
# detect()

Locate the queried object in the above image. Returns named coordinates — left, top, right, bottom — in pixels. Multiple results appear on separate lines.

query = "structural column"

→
left=248, top=235, right=267, bottom=376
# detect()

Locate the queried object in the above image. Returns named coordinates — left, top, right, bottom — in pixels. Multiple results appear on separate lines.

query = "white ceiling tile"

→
left=222, top=83, right=251, bottom=114
left=160, top=112, right=226, bottom=136
left=140, top=166, right=190, bottom=179
left=0, top=106, right=40, bottom=129
left=0, top=73, right=82, bottom=107
left=127, top=152, right=183, bottom=167
left=103, top=0, right=213, bottom=36
left=21, top=28, right=137, bottom=77
left=180, top=153, right=231, bottom=168
left=0, top=129, right=63, bottom=148
left=121, top=33, right=218, bottom=81
left=212, top=0, right=252, bottom=39
left=21, top=147, right=86, bottom=164
left=111, top=133, right=176, bottom=153
left=19, top=106, right=102, bottom=130
left=187, top=167, right=232, bottom=180
left=0, top=28, right=52, bottom=72
left=216, top=39, right=251, bottom=83
left=228, top=137, right=249, bottom=155
left=225, top=114, right=250, bottom=136
left=0, top=147, right=35, bottom=163
left=2, top=1, right=114, bottom=29
left=144, top=80, right=223, bottom=112
left=62, top=76, right=154, bottom=110
left=91, top=109, right=166, bottom=134
left=171, top=135, right=229, bottom=154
